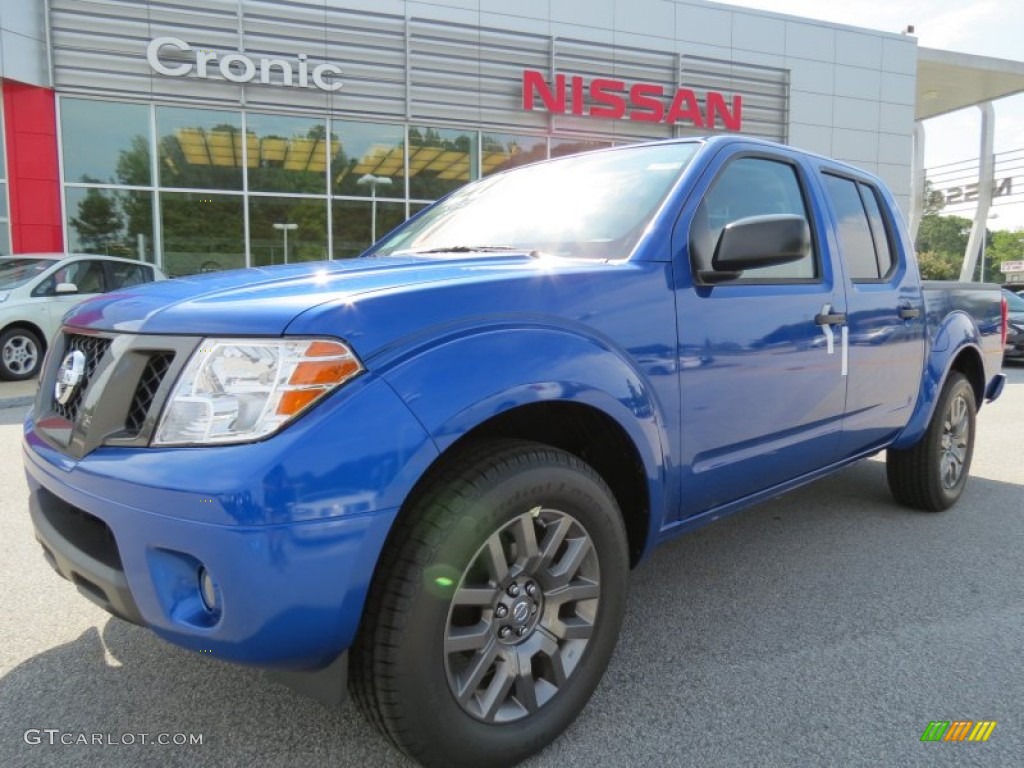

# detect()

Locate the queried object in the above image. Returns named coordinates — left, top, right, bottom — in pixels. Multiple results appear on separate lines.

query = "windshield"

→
left=373, top=142, right=700, bottom=260
left=1005, top=289, right=1024, bottom=313
left=0, top=258, right=53, bottom=290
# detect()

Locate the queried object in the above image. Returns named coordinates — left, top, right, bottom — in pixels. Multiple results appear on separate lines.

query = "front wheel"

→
left=351, top=440, right=629, bottom=768
left=886, top=372, right=977, bottom=511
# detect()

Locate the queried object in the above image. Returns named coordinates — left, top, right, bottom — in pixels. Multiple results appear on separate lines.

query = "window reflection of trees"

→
left=62, top=99, right=636, bottom=273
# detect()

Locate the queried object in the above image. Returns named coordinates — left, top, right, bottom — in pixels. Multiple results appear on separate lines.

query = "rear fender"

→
left=890, top=310, right=982, bottom=450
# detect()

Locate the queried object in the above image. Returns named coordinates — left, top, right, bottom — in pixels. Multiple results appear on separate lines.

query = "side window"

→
left=691, top=156, right=817, bottom=281
left=857, top=184, right=894, bottom=278
left=822, top=174, right=894, bottom=281
left=108, top=262, right=148, bottom=290
left=66, top=260, right=107, bottom=293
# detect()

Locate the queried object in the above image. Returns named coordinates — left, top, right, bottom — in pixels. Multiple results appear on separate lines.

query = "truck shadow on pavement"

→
left=1, top=461, right=1020, bottom=767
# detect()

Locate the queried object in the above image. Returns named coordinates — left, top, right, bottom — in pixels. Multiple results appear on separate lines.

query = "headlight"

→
left=153, top=338, right=362, bottom=446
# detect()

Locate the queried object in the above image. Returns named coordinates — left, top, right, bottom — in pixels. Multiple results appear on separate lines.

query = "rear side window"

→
left=108, top=262, right=152, bottom=290
left=692, top=156, right=817, bottom=281
left=858, top=185, right=894, bottom=277
left=823, top=174, right=895, bottom=281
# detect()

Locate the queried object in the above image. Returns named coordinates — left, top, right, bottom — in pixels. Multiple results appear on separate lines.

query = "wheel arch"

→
left=378, top=326, right=674, bottom=566
left=1, top=320, right=48, bottom=351
left=399, top=402, right=653, bottom=567
left=891, top=311, right=986, bottom=451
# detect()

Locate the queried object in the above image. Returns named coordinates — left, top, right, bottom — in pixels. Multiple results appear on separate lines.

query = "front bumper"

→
left=23, top=374, right=437, bottom=672
left=25, top=442, right=398, bottom=669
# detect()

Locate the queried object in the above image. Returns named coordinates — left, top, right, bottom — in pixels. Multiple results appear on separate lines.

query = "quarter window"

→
left=108, top=261, right=152, bottom=290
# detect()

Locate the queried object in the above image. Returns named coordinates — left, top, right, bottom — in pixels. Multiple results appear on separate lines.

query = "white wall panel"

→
left=789, top=90, right=832, bottom=127
left=613, top=0, right=674, bottom=39
left=882, top=37, right=917, bottom=75
left=788, top=123, right=832, bottom=155
left=675, top=3, right=731, bottom=49
left=834, top=65, right=880, bottom=100
left=733, top=13, right=785, bottom=55
left=833, top=96, right=879, bottom=133
left=785, top=22, right=834, bottom=63
left=832, top=127, right=879, bottom=163
left=835, top=30, right=883, bottom=70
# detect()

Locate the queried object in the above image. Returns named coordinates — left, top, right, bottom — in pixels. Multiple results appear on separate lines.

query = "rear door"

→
left=674, top=146, right=849, bottom=517
left=817, top=171, right=926, bottom=456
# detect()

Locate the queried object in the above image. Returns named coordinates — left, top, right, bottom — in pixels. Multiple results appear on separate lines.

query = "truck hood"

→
left=64, top=255, right=549, bottom=336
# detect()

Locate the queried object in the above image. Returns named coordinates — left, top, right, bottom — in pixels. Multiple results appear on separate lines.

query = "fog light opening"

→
left=198, top=566, right=220, bottom=613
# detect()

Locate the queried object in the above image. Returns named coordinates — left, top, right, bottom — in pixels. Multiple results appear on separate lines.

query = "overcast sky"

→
left=716, top=0, right=1024, bottom=229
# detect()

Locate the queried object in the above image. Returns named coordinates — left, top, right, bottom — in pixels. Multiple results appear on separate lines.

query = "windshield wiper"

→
left=400, top=245, right=539, bottom=256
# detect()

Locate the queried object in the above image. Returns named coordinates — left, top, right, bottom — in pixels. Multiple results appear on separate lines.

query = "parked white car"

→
left=0, top=253, right=166, bottom=380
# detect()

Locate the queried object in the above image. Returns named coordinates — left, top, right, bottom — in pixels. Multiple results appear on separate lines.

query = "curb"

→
left=0, top=396, right=34, bottom=410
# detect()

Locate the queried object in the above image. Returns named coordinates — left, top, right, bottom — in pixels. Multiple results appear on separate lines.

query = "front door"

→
left=675, top=149, right=848, bottom=517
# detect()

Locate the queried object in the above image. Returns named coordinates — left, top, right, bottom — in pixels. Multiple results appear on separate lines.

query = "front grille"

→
left=36, top=331, right=199, bottom=457
left=52, top=334, right=112, bottom=423
left=125, top=352, right=175, bottom=433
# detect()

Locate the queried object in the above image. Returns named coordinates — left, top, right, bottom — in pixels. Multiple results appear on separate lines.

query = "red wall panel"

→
left=3, top=81, right=63, bottom=253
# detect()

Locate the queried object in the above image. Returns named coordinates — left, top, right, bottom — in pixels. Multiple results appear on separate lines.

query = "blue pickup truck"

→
left=24, top=137, right=1007, bottom=767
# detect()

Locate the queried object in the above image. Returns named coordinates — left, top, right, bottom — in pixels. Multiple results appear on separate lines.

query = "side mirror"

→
left=711, top=214, right=810, bottom=273
left=55, top=282, right=79, bottom=295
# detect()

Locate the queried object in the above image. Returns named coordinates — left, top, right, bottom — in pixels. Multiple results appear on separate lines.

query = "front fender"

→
left=890, top=310, right=982, bottom=450
left=380, top=326, right=671, bottom=539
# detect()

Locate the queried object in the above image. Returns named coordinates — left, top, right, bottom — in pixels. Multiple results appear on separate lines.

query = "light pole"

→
left=272, top=222, right=298, bottom=264
left=357, top=173, right=393, bottom=243
left=980, top=212, right=998, bottom=282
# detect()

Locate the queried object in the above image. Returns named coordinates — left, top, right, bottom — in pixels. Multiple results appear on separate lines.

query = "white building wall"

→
left=0, top=0, right=50, bottom=87
left=332, top=0, right=917, bottom=213
left=48, top=0, right=917, bottom=213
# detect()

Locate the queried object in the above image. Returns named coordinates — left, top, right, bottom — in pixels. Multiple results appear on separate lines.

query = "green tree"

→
left=915, top=214, right=972, bottom=257
left=70, top=186, right=123, bottom=253
left=916, top=250, right=960, bottom=280
left=984, top=229, right=1024, bottom=282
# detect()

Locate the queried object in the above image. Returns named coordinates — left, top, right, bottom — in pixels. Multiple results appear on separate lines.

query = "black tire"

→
left=351, top=440, right=629, bottom=768
left=886, top=372, right=976, bottom=512
left=0, top=327, right=44, bottom=381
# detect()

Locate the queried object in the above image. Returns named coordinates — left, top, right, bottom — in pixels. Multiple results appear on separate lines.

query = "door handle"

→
left=815, top=311, right=847, bottom=325
left=898, top=306, right=921, bottom=320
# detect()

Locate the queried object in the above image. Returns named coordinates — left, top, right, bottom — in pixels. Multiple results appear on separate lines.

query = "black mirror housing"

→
left=711, top=214, right=810, bottom=272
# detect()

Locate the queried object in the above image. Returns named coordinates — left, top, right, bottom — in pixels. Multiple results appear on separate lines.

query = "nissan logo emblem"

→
left=55, top=350, right=87, bottom=405
left=513, top=601, right=530, bottom=624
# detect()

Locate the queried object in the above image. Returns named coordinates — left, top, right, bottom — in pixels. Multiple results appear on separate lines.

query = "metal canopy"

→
left=916, top=47, right=1024, bottom=120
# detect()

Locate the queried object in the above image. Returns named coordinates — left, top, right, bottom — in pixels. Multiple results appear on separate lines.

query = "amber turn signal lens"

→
left=277, top=389, right=323, bottom=416
left=306, top=340, right=348, bottom=357
left=289, top=358, right=361, bottom=386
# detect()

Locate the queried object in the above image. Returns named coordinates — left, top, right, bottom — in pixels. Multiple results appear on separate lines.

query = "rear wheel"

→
left=0, top=327, right=43, bottom=381
left=351, top=440, right=629, bottom=768
left=886, top=372, right=976, bottom=511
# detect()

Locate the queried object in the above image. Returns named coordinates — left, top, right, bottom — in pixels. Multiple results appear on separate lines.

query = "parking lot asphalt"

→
left=0, top=366, right=1021, bottom=768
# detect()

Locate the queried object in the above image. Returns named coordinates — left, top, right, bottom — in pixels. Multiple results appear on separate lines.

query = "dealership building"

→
left=2, top=0, right=1023, bottom=275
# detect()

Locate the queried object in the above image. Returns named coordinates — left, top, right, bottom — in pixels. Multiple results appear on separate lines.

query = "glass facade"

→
left=59, top=96, right=629, bottom=275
